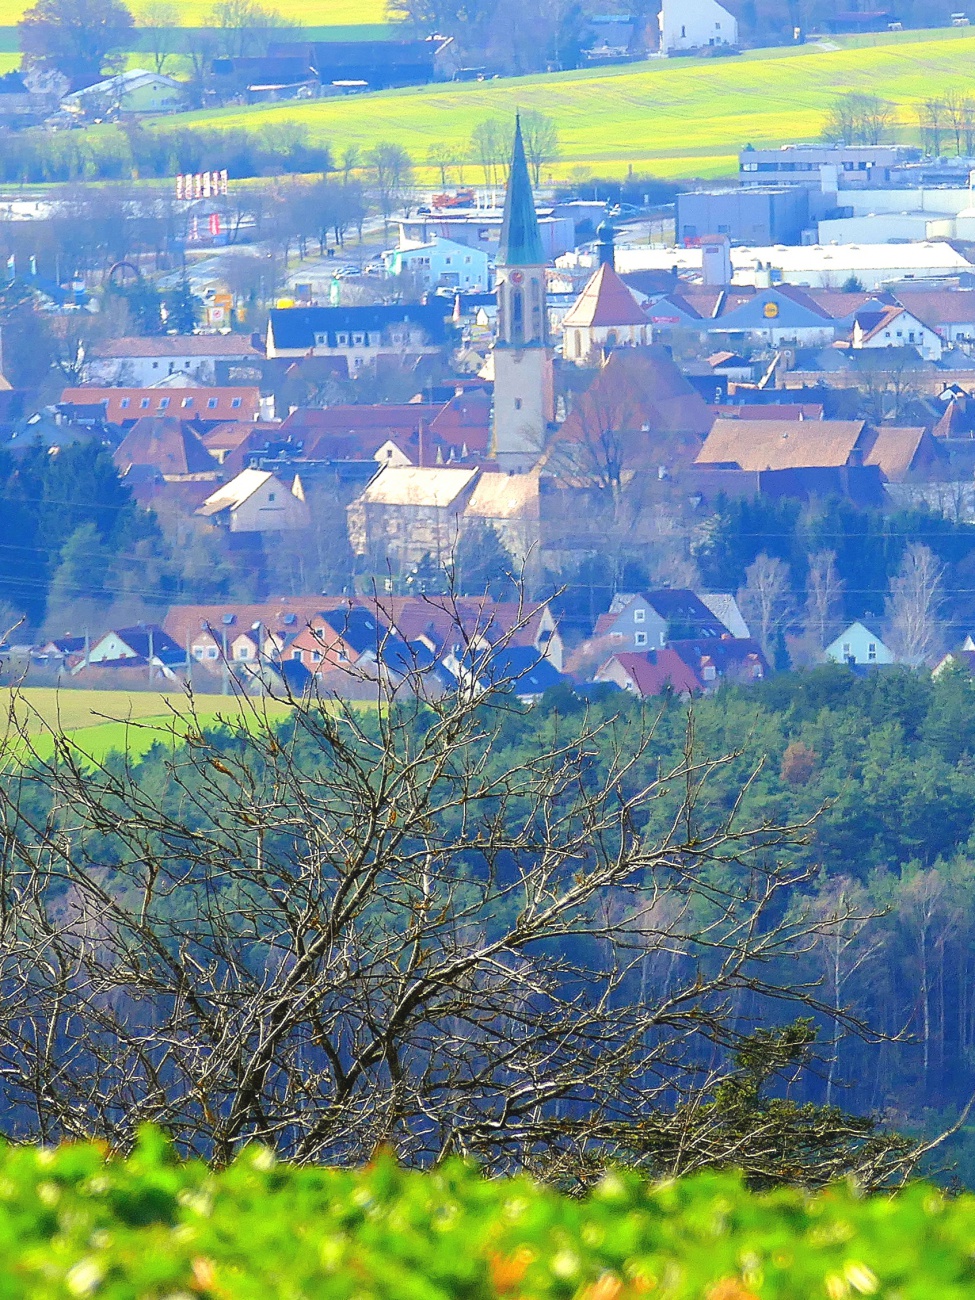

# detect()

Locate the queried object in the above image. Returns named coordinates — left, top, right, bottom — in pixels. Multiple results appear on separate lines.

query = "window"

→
left=120, top=398, right=130, bottom=409
left=842, top=642, right=851, bottom=655
left=514, top=397, right=522, bottom=410
left=207, top=397, right=218, bottom=409
left=182, top=397, right=194, bottom=408
left=634, top=631, right=648, bottom=647
left=292, top=649, right=303, bottom=662
left=206, top=646, right=218, bottom=660
left=193, top=646, right=204, bottom=660
left=140, top=398, right=150, bottom=409
left=868, top=642, right=877, bottom=661
left=681, top=24, right=686, bottom=35
left=152, top=361, right=159, bottom=369
left=634, top=608, right=646, bottom=623
left=268, top=492, right=276, bottom=502
left=159, top=398, right=169, bottom=410
left=703, top=664, right=716, bottom=681
left=311, top=651, right=321, bottom=663
left=353, top=333, right=364, bottom=345
left=236, top=646, right=250, bottom=660
left=337, top=333, right=349, bottom=345
left=231, top=397, right=241, bottom=408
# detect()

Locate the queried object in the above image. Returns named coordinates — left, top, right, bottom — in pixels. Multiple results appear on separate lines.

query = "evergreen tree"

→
left=453, top=522, right=515, bottom=598
left=162, top=281, right=202, bottom=335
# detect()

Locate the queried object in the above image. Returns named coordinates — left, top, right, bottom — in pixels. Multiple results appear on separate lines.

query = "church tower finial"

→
left=490, top=115, right=553, bottom=473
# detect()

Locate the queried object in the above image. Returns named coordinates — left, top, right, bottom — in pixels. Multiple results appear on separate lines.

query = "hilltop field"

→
left=0, top=686, right=294, bottom=763
left=133, top=27, right=975, bottom=179
left=0, top=0, right=391, bottom=23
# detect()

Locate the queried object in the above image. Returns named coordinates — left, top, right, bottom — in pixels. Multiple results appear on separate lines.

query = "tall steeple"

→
left=498, top=115, right=546, bottom=268
left=491, top=115, right=553, bottom=473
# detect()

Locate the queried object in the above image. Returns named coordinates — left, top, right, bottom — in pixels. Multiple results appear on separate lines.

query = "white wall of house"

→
left=659, top=0, right=738, bottom=53
left=852, top=311, right=943, bottom=361
left=825, top=622, right=894, bottom=666
left=226, top=478, right=310, bottom=533
left=382, top=236, right=490, bottom=292
left=562, top=321, right=649, bottom=362
left=84, top=354, right=242, bottom=386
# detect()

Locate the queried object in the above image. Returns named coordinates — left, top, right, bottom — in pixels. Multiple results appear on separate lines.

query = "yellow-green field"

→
left=145, top=28, right=975, bottom=178
left=0, top=0, right=390, bottom=24
left=0, top=687, right=294, bottom=764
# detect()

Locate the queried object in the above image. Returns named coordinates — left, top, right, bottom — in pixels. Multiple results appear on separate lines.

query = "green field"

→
left=0, top=0, right=390, bottom=24
left=0, top=686, right=294, bottom=764
left=136, top=28, right=975, bottom=179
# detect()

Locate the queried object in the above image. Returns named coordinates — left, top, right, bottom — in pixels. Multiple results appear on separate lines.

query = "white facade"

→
left=599, top=242, right=975, bottom=291
left=85, top=349, right=258, bottom=388
left=659, top=0, right=737, bottom=54
left=825, top=622, right=894, bottom=666
left=852, top=308, right=943, bottom=362
left=382, top=236, right=490, bottom=292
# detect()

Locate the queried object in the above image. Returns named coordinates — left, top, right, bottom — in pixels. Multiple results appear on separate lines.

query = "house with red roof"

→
left=593, top=649, right=702, bottom=698
left=560, top=262, right=650, bottom=364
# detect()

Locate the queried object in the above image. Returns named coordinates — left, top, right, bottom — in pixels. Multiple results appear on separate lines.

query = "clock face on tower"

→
left=509, top=271, right=525, bottom=285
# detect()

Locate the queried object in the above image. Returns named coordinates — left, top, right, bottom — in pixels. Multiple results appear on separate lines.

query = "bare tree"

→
left=944, top=90, right=968, bottom=155
left=208, top=0, right=290, bottom=58
left=340, top=145, right=360, bottom=185
left=804, top=549, right=844, bottom=653
left=137, top=0, right=180, bottom=72
left=367, top=141, right=414, bottom=229
left=520, top=109, right=561, bottom=185
left=885, top=542, right=943, bottom=666
left=470, top=118, right=505, bottom=189
left=427, top=140, right=458, bottom=189
left=0, top=623, right=902, bottom=1179
left=823, top=92, right=895, bottom=145
left=918, top=98, right=944, bottom=156
left=738, top=552, right=793, bottom=661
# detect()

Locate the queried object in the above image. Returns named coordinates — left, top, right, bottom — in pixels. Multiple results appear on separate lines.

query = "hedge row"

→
left=0, top=1129, right=972, bottom=1298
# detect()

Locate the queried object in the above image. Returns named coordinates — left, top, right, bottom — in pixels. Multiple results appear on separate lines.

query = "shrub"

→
left=1, top=1129, right=975, bottom=1296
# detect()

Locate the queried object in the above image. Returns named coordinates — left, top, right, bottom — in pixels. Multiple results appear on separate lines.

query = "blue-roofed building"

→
left=266, top=302, right=452, bottom=369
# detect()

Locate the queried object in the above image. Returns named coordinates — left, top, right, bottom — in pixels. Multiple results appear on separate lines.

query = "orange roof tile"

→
left=561, top=263, right=648, bottom=329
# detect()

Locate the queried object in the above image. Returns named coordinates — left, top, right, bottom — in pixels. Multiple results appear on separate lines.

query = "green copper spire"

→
left=498, top=115, right=545, bottom=267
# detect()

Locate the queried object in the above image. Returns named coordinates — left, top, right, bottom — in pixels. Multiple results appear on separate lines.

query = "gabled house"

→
left=668, top=637, right=768, bottom=688
left=266, top=303, right=450, bottom=369
left=442, top=644, right=568, bottom=705
left=60, top=386, right=262, bottom=426
left=289, top=606, right=390, bottom=674
left=84, top=335, right=264, bottom=387
left=852, top=305, right=942, bottom=362
left=593, top=649, right=702, bottom=697
left=114, top=417, right=217, bottom=478
left=196, top=468, right=310, bottom=532
left=592, top=589, right=732, bottom=653
left=81, top=624, right=185, bottom=679
left=825, top=621, right=893, bottom=666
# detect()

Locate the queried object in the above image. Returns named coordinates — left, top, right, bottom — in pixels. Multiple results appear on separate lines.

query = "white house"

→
left=658, top=0, right=737, bottom=54
left=62, top=69, right=183, bottom=115
left=825, top=622, right=894, bottom=666
left=851, top=305, right=943, bottom=362
left=84, top=335, right=264, bottom=387
left=381, top=236, right=491, bottom=292
left=196, top=469, right=310, bottom=533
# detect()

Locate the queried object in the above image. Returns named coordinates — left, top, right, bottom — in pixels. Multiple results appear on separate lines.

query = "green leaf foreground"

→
left=0, top=1128, right=970, bottom=1298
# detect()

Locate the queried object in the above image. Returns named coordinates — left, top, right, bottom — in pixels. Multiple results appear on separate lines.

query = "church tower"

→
left=491, top=116, right=553, bottom=473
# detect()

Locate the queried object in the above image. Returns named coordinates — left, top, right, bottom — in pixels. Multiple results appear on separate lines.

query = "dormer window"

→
left=207, top=397, right=218, bottom=409
left=140, top=398, right=150, bottom=409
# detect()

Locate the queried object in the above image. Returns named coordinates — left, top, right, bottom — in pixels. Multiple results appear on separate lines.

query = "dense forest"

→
left=3, top=663, right=975, bottom=1179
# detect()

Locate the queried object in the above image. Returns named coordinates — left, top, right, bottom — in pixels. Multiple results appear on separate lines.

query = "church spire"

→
left=498, top=115, right=545, bottom=268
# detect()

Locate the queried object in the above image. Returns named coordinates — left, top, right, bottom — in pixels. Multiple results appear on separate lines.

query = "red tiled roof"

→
left=114, top=417, right=216, bottom=476
left=561, top=263, right=649, bottom=329
left=61, top=386, right=260, bottom=424
left=92, top=335, right=262, bottom=359
left=696, top=418, right=866, bottom=471
left=606, top=650, right=701, bottom=697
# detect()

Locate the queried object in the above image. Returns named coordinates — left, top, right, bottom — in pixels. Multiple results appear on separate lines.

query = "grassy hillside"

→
left=0, top=686, right=293, bottom=763
left=144, top=28, right=975, bottom=179
left=0, top=0, right=391, bottom=23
